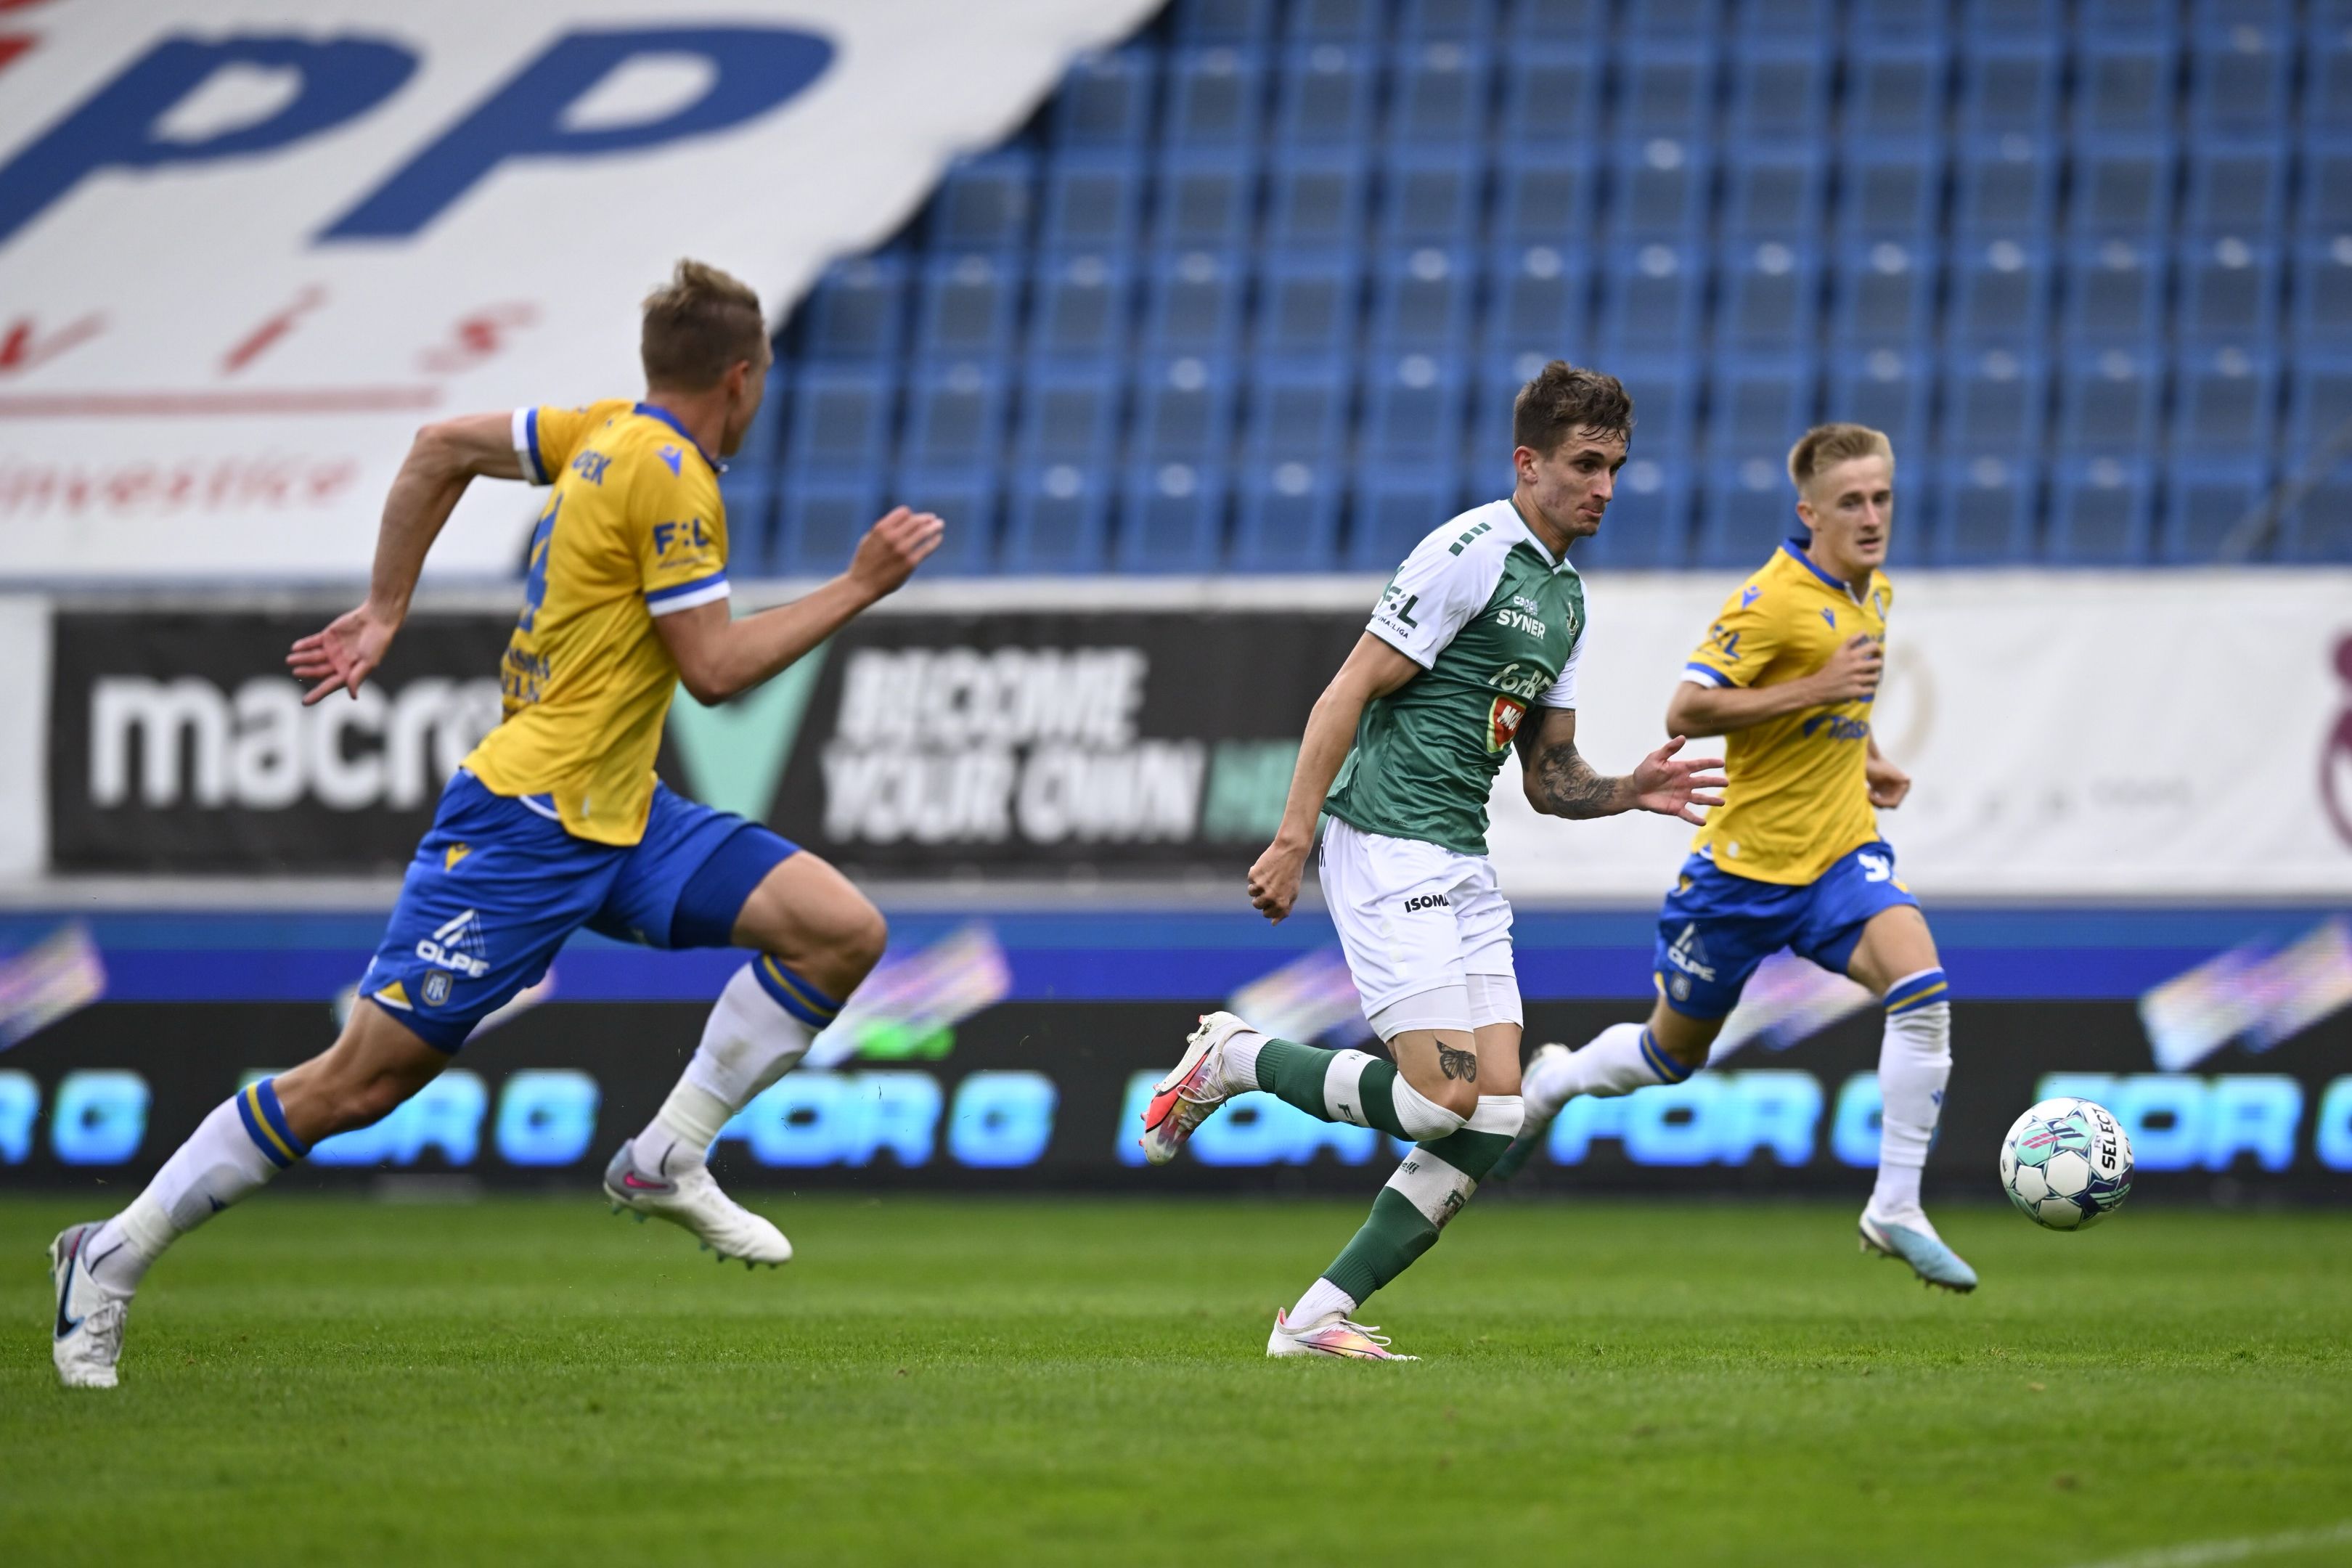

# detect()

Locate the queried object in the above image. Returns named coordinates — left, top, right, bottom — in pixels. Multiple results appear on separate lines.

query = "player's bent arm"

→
left=1516, top=706, right=1727, bottom=825
left=1666, top=632, right=1882, bottom=738
left=656, top=506, right=943, bottom=705
left=1269, top=634, right=1423, bottom=846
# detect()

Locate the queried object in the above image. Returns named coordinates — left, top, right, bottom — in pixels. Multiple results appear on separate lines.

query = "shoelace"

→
left=80, top=1298, right=125, bottom=1357
left=1312, top=1318, right=1392, bottom=1349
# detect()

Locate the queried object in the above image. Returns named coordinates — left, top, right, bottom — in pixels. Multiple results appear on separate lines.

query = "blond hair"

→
left=640, top=258, right=767, bottom=390
left=1787, top=422, right=1895, bottom=494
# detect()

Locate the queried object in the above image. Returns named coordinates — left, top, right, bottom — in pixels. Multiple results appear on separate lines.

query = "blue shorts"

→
left=360, top=772, right=797, bottom=1051
left=1651, top=841, right=1919, bottom=1021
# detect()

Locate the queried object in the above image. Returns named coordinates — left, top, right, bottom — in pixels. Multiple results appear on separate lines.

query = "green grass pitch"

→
left=4, top=1195, right=2348, bottom=1567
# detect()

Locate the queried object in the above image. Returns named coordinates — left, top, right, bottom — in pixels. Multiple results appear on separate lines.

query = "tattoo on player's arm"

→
left=1436, top=1042, right=1479, bottom=1082
left=1534, top=738, right=1620, bottom=820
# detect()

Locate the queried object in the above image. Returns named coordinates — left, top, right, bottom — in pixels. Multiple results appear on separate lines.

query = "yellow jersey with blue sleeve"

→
left=460, top=399, right=730, bottom=846
left=1678, top=539, right=1890, bottom=886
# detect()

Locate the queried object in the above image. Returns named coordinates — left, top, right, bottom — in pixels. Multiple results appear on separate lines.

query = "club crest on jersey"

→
left=422, top=971, right=453, bottom=1007
left=1486, top=694, right=1527, bottom=752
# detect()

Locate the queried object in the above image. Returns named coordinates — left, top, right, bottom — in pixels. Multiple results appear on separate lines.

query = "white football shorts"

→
left=1318, top=814, right=1519, bottom=1038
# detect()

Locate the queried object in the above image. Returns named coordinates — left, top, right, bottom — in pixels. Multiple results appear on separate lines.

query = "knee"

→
left=1425, top=1074, right=1480, bottom=1124
left=311, top=1066, right=418, bottom=1138
left=834, top=900, right=887, bottom=980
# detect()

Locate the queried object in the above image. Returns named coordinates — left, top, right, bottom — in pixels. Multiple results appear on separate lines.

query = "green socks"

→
left=1320, top=1095, right=1524, bottom=1305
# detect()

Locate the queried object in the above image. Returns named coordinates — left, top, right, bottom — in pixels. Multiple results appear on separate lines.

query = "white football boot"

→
left=603, top=1142, right=792, bottom=1268
left=1138, top=1010, right=1253, bottom=1165
left=50, top=1222, right=129, bottom=1389
left=1266, top=1309, right=1418, bottom=1361
left=1859, top=1208, right=1979, bottom=1293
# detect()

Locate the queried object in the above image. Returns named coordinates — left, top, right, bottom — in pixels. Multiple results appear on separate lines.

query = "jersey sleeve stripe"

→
left=645, top=573, right=730, bottom=616
left=512, top=407, right=548, bottom=485
left=1681, top=661, right=1733, bottom=687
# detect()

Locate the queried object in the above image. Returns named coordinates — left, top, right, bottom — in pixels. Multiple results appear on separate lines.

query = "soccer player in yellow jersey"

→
left=1496, top=423, right=1977, bottom=1292
left=50, top=261, right=944, bottom=1388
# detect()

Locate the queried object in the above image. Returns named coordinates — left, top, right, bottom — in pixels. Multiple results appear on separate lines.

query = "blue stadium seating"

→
left=1730, top=43, right=1832, bottom=142
left=1724, top=146, right=1828, bottom=240
left=2055, top=348, right=2163, bottom=457
left=2190, top=25, right=2290, bottom=137
left=1118, top=462, right=1228, bottom=571
left=1949, top=239, right=2051, bottom=351
left=1847, top=42, right=1947, bottom=142
left=1611, top=138, right=1714, bottom=240
left=1144, top=250, right=1247, bottom=359
left=902, top=363, right=1010, bottom=471
left=1380, top=149, right=1484, bottom=246
left=1372, top=247, right=1477, bottom=354
left=798, top=256, right=907, bottom=365
left=1013, top=362, right=1124, bottom=467
left=914, top=254, right=1021, bottom=362
left=1388, top=42, right=1490, bottom=147
left=1132, top=355, right=1238, bottom=466
left=1597, top=243, right=1706, bottom=357
left=1233, top=457, right=1344, bottom=568
left=1004, top=462, right=1114, bottom=572
left=1164, top=47, right=1265, bottom=148
left=928, top=151, right=1037, bottom=253
left=788, top=364, right=896, bottom=473
left=1830, top=347, right=1933, bottom=460
left=1350, top=463, right=1466, bottom=568
left=776, top=473, right=882, bottom=577
left=2174, top=347, right=2278, bottom=454
left=1595, top=457, right=1692, bottom=568
left=1265, top=149, right=1370, bottom=250
left=1839, top=139, right=1945, bottom=240
left=1832, top=241, right=1937, bottom=350
left=892, top=465, right=1000, bottom=573
left=2162, top=460, right=2269, bottom=560
left=1028, top=254, right=1132, bottom=364
left=1152, top=150, right=1257, bottom=252
left=1699, top=460, right=1805, bottom=568
left=1953, top=137, right=2059, bottom=240
left=2291, top=238, right=2352, bottom=345
left=1040, top=152, right=1145, bottom=253
left=1500, top=44, right=1600, bottom=145
left=1275, top=45, right=1381, bottom=147
left=2178, top=237, right=2280, bottom=347
left=1053, top=49, right=1158, bottom=151
left=1496, top=146, right=1596, bottom=245
left=2048, top=457, right=2155, bottom=563
left=1483, top=245, right=1588, bottom=360
left=1936, top=457, right=2040, bottom=563
left=1719, top=243, right=1821, bottom=354
left=2184, top=141, right=2288, bottom=238
left=2061, top=240, right=2165, bottom=346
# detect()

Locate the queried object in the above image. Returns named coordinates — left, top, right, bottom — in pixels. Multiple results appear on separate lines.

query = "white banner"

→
left=0, top=0, right=1156, bottom=581
left=1488, top=568, right=2352, bottom=901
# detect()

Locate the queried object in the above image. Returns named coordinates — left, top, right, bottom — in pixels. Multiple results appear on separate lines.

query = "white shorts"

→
left=1318, top=814, right=1519, bottom=1037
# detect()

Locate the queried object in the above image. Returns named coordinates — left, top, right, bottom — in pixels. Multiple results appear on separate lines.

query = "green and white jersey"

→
left=1325, top=499, right=1588, bottom=857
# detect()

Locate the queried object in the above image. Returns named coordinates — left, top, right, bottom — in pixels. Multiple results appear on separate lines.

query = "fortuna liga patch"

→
left=1485, top=694, right=1526, bottom=752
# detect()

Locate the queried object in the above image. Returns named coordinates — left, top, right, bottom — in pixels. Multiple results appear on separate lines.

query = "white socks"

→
left=88, top=1078, right=309, bottom=1296
left=1288, top=1275, right=1359, bottom=1328
left=1522, top=1021, right=1694, bottom=1117
left=1869, top=968, right=1953, bottom=1220
left=633, top=960, right=823, bottom=1178
left=1218, top=1026, right=1266, bottom=1094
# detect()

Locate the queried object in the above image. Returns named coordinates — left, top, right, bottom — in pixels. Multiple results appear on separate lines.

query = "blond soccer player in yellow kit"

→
left=1494, top=423, right=1977, bottom=1292
left=51, top=261, right=945, bottom=1388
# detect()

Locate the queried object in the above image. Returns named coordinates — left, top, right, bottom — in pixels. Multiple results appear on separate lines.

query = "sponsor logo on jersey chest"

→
left=1485, top=694, right=1526, bottom=753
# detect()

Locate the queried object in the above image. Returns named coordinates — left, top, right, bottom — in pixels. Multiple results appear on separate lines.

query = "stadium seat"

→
left=1471, top=354, right=1547, bottom=470
left=2183, top=141, right=2288, bottom=239
left=1707, top=355, right=1819, bottom=464
left=1838, top=139, right=1945, bottom=241
left=1500, top=44, right=1601, bottom=147
left=1846, top=42, right=1948, bottom=142
left=1610, top=139, right=1713, bottom=242
left=2080, top=0, right=2179, bottom=35
left=1699, top=460, right=1806, bottom=568
left=1012, top=362, right=1124, bottom=467
left=926, top=150, right=1038, bottom=253
left=1961, top=0, right=2063, bottom=33
left=1719, top=242, right=1821, bottom=354
left=716, top=473, right=778, bottom=574
left=1052, top=49, right=1159, bottom=152
left=1942, top=349, right=2049, bottom=460
left=2059, top=240, right=2165, bottom=347
left=1265, top=150, right=1371, bottom=252
left=1618, top=43, right=1718, bottom=142
left=2071, top=39, right=2177, bottom=139
left=1935, top=457, right=2039, bottom=563
left=1233, top=458, right=1344, bottom=569
left=2173, top=346, right=2278, bottom=454
left=2193, top=0, right=2291, bottom=29
left=1850, top=0, right=1947, bottom=37
left=1477, top=246, right=1583, bottom=364
left=1174, top=0, right=1276, bottom=46
left=890, top=466, right=999, bottom=573
left=1509, top=0, right=1607, bottom=40
left=1254, top=253, right=1363, bottom=359
left=1387, top=42, right=1490, bottom=148
left=1496, top=146, right=1596, bottom=247
left=1400, top=0, right=1498, bottom=41
left=1143, top=250, right=1246, bottom=359
left=1723, top=145, right=1828, bottom=240
left=2294, top=237, right=2352, bottom=345
left=2068, top=138, right=2177, bottom=239
left=1026, top=253, right=1131, bottom=364
left=2286, top=352, right=2352, bottom=465
left=1151, top=150, right=1258, bottom=253
left=1588, top=457, right=1691, bottom=567
left=914, top=254, right=1021, bottom=364
left=785, top=364, right=897, bottom=474
left=2047, top=458, right=2155, bottom=563
left=1132, top=355, right=1238, bottom=465
left=1040, top=152, right=1145, bottom=254
left=1349, top=463, right=1466, bottom=568
left=1627, top=0, right=1725, bottom=35
left=1243, top=357, right=1355, bottom=465
left=1361, top=352, right=1467, bottom=468
left=2282, top=472, right=2352, bottom=560
left=902, top=362, right=1010, bottom=471
left=1738, top=0, right=1835, bottom=38
left=2189, top=25, right=2290, bottom=138
left=1117, top=462, right=1228, bottom=571
left=2177, top=237, right=2280, bottom=348
left=1379, top=149, right=1485, bottom=247
left=1275, top=45, right=1380, bottom=148
left=2303, top=136, right=2352, bottom=234
left=1827, top=347, right=1932, bottom=460
left=2162, top=460, right=2269, bottom=560
left=1728, top=43, right=1832, bottom=142
left=1948, top=238, right=2051, bottom=351
left=1959, top=41, right=2061, bottom=142
left=775, top=473, right=883, bottom=578
left=1597, top=243, right=1707, bottom=358
left=1164, top=48, right=1266, bottom=149
left=2309, top=33, right=2352, bottom=135
left=1287, top=0, right=1386, bottom=44
left=2055, top=348, right=2163, bottom=457
left=1953, top=136, right=2059, bottom=241
left=1003, top=462, right=1113, bottom=573
left=796, top=256, right=907, bottom=365
left=1830, top=240, right=1936, bottom=351
left=1372, top=247, right=1477, bottom=354
left=1614, top=359, right=1702, bottom=462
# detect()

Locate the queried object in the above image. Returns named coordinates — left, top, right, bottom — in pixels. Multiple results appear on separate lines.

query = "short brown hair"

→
left=1787, top=422, right=1895, bottom=492
left=641, top=258, right=767, bottom=389
left=1512, top=360, right=1634, bottom=456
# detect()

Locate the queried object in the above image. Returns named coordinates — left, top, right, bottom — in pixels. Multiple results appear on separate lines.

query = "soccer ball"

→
left=1999, top=1098, right=2133, bottom=1230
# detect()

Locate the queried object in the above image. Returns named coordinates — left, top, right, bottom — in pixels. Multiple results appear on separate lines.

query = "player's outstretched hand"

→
left=849, top=506, right=945, bottom=599
left=1812, top=633, right=1884, bottom=704
left=1866, top=750, right=1912, bottom=808
left=1630, top=735, right=1727, bottom=826
left=1247, top=836, right=1310, bottom=923
left=287, top=603, right=399, bottom=706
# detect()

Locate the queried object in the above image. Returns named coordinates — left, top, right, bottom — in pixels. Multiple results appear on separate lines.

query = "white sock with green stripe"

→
left=1523, top=1021, right=1694, bottom=1117
left=1870, top=968, right=1952, bottom=1221
left=84, top=1077, right=309, bottom=1296
left=1250, top=1038, right=1469, bottom=1140
left=1299, top=1095, right=1524, bottom=1321
left=633, top=959, right=836, bottom=1178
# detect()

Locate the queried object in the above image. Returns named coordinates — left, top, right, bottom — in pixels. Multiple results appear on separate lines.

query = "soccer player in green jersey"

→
left=1138, top=362, right=1726, bottom=1360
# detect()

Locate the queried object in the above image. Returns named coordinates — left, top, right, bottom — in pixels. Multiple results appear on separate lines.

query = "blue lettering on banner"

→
left=493, top=1069, right=600, bottom=1167
left=0, top=36, right=419, bottom=245
left=51, top=1071, right=150, bottom=1165
left=2316, top=1077, right=2352, bottom=1171
left=1545, top=1071, right=1824, bottom=1168
left=719, top=1070, right=941, bottom=1168
left=2037, top=1072, right=2304, bottom=1173
left=0, top=1070, right=37, bottom=1164
left=298, top=1070, right=488, bottom=1167
left=1830, top=1073, right=1883, bottom=1169
left=947, top=1071, right=1058, bottom=1169
left=319, top=28, right=836, bottom=240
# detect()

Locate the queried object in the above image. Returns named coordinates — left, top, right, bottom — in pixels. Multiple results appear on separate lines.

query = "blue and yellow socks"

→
left=1871, top=968, right=1953, bottom=1219
left=1523, top=1021, right=1695, bottom=1118
left=87, top=1077, right=310, bottom=1295
left=633, top=959, right=837, bottom=1177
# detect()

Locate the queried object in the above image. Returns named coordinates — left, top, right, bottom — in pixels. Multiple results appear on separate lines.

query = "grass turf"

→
left=3, top=1195, right=2348, bottom=1568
